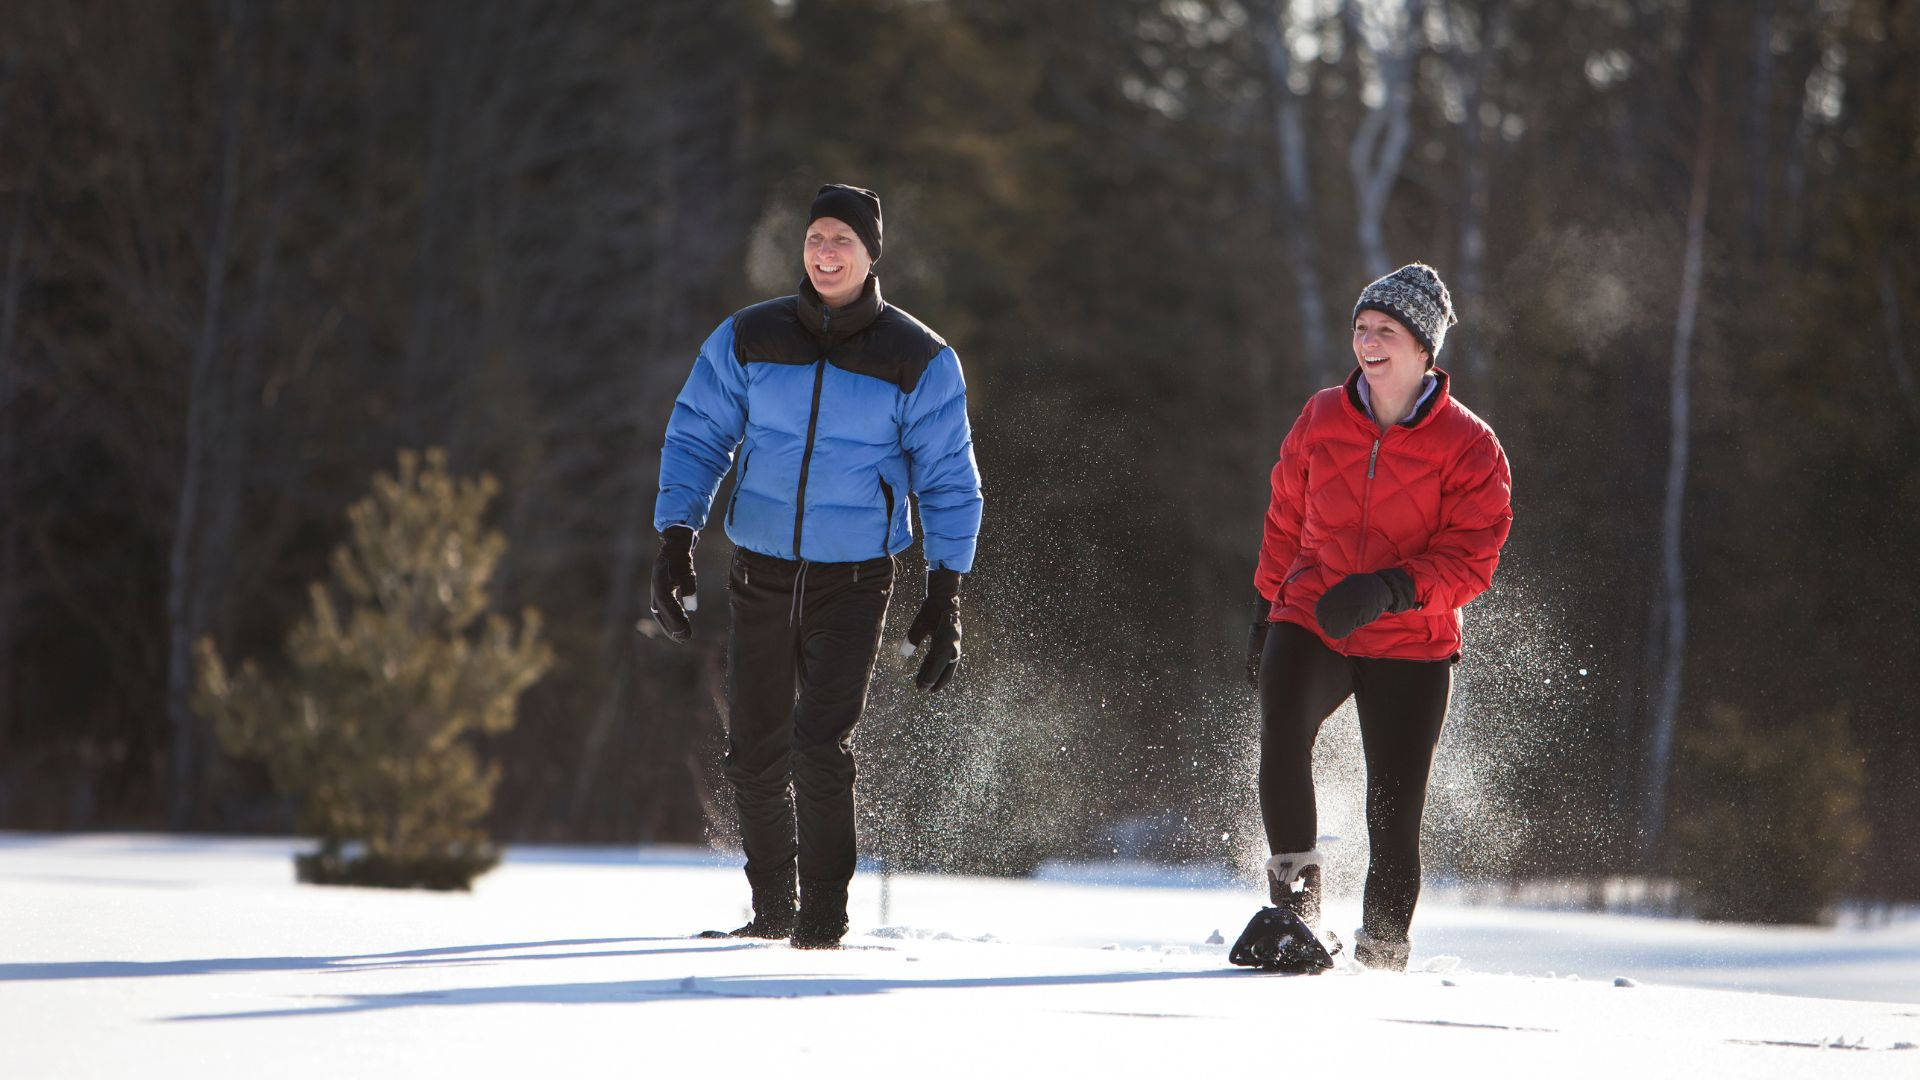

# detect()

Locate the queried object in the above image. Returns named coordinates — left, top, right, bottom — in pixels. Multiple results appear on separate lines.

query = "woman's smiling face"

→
left=1352, top=308, right=1430, bottom=396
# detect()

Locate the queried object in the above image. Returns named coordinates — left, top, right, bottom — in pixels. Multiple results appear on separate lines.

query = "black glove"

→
left=650, top=526, right=698, bottom=643
left=1314, top=568, right=1417, bottom=639
left=905, top=568, right=963, bottom=692
left=1246, top=594, right=1273, bottom=689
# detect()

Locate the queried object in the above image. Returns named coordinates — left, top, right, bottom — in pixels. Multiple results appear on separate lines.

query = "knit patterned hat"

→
left=809, top=184, right=883, bottom=263
left=1353, top=263, right=1457, bottom=365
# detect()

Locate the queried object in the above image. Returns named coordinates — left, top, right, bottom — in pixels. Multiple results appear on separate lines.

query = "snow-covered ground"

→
left=4, top=834, right=1917, bottom=1078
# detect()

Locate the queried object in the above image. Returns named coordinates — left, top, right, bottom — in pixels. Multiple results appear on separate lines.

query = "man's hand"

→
left=903, top=568, right=963, bottom=692
left=650, top=526, right=698, bottom=642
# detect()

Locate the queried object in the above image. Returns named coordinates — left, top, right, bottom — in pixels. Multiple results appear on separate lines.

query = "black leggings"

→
left=1258, top=621, right=1451, bottom=941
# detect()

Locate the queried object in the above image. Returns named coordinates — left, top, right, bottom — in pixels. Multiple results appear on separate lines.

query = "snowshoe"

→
left=1228, top=906, right=1337, bottom=974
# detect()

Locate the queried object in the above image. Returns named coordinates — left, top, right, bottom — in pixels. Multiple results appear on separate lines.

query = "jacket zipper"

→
left=792, top=359, right=828, bottom=558
left=1358, top=437, right=1381, bottom=567
left=791, top=303, right=830, bottom=557
left=727, top=449, right=752, bottom=527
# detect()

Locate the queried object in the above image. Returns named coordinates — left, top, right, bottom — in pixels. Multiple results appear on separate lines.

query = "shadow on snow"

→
left=0, top=939, right=746, bottom=982
left=164, top=965, right=1257, bottom=1022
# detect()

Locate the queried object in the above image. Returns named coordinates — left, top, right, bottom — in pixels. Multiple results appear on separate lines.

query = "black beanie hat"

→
left=1353, top=263, right=1457, bottom=366
left=809, top=184, right=883, bottom=263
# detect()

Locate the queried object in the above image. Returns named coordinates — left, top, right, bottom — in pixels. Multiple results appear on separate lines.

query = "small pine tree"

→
left=1670, top=703, right=1869, bottom=924
left=195, top=448, right=553, bottom=889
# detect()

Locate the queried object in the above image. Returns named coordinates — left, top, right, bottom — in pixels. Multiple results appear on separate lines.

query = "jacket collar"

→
left=1343, top=366, right=1451, bottom=429
left=797, top=273, right=883, bottom=343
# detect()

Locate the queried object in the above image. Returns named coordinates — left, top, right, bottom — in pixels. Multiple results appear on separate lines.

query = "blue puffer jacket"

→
left=654, top=276, right=982, bottom=572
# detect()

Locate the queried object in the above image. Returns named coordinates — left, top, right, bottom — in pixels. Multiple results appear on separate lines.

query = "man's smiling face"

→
left=804, top=217, right=872, bottom=307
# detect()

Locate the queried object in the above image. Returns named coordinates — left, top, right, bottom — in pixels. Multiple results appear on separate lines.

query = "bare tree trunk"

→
left=568, top=4, right=762, bottom=838
left=572, top=34, right=682, bottom=829
left=1745, top=0, right=1776, bottom=258
left=1640, top=60, right=1717, bottom=865
left=204, top=11, right=328, bottom=648
left=166, top=0, right=244, bottom=828
left=1880, top=255, right=1918, bottom=426
left=1345, top=0, right=1424, bottom=278
left=1781, top=0, right=1825, bottom=259
left=0, top=186, right=27, bottom=755
left=402, top=6, right=473, bottom=445
left=1252, top=0, right=1331, bottom=388
left=1446, top=1, right=1503, bottom=386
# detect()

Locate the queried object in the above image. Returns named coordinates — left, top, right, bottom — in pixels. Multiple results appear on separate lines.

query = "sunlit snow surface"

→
left=4, top=834, right=1918, bottom=1078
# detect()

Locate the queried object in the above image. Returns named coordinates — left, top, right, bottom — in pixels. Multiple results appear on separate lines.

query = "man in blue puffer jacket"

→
left=651, top=184, right=983, bottom=949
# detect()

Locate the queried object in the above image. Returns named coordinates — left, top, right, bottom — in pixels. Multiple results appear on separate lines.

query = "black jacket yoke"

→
left=730, top=278, right=948, bottom=396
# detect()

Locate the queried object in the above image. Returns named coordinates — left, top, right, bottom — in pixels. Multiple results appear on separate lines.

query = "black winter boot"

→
left=727, top=913, right=793, bottom=939
left=728, top=906, right=795, bottom=938
left=731, top=870, right=797, bottom=938
left=792, top=878, right=849, bottom=950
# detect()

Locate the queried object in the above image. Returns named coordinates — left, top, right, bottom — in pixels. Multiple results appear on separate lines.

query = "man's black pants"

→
left=724, top=548, right=894, bottom=909
left=1257, top=620, right=1452, bottom=942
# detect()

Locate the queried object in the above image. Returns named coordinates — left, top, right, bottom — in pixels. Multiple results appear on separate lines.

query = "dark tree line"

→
left=3, top=0, right=1915, bottom=902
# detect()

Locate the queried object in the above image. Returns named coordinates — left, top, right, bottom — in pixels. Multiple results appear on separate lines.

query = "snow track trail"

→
left=3, top=834, right=1917, bottom=1078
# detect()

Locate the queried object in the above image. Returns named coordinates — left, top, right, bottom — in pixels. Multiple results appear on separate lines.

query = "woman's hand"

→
left=1314, top=569, right=1418, bottom=639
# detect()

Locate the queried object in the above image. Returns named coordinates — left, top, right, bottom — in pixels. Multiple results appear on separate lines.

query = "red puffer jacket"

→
left=1255, top=368, right=1512, bottom=661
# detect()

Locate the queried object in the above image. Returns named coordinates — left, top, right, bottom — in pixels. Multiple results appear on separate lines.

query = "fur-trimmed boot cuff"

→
left=1354, top=928, right=1411, bottom=972
left=1264, top=849, right=1324, bottom=928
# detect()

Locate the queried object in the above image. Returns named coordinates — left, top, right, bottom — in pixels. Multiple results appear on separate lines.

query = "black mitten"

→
left=1314, top=568, right=1417, bottom=639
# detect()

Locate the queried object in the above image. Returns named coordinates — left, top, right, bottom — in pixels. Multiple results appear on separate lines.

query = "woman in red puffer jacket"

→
left=1235, top=263, right=1512, bottom=974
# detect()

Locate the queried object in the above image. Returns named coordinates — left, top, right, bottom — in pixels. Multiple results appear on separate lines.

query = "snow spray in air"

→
left=852, top=395, right=1220, bottom=880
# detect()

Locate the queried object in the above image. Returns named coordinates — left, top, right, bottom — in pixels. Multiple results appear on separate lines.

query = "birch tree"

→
left=1641, top=46, right=1717, bottom=864
left=1345, top=0, right=1425, bottom=277
left=1251, top=0, right=1332, bottom=381
left=1782, top=2, right=1838, bottom=258
left=1438, top=0, right=1506, bottom=384
left=163, top=0, right=248, bottom=827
